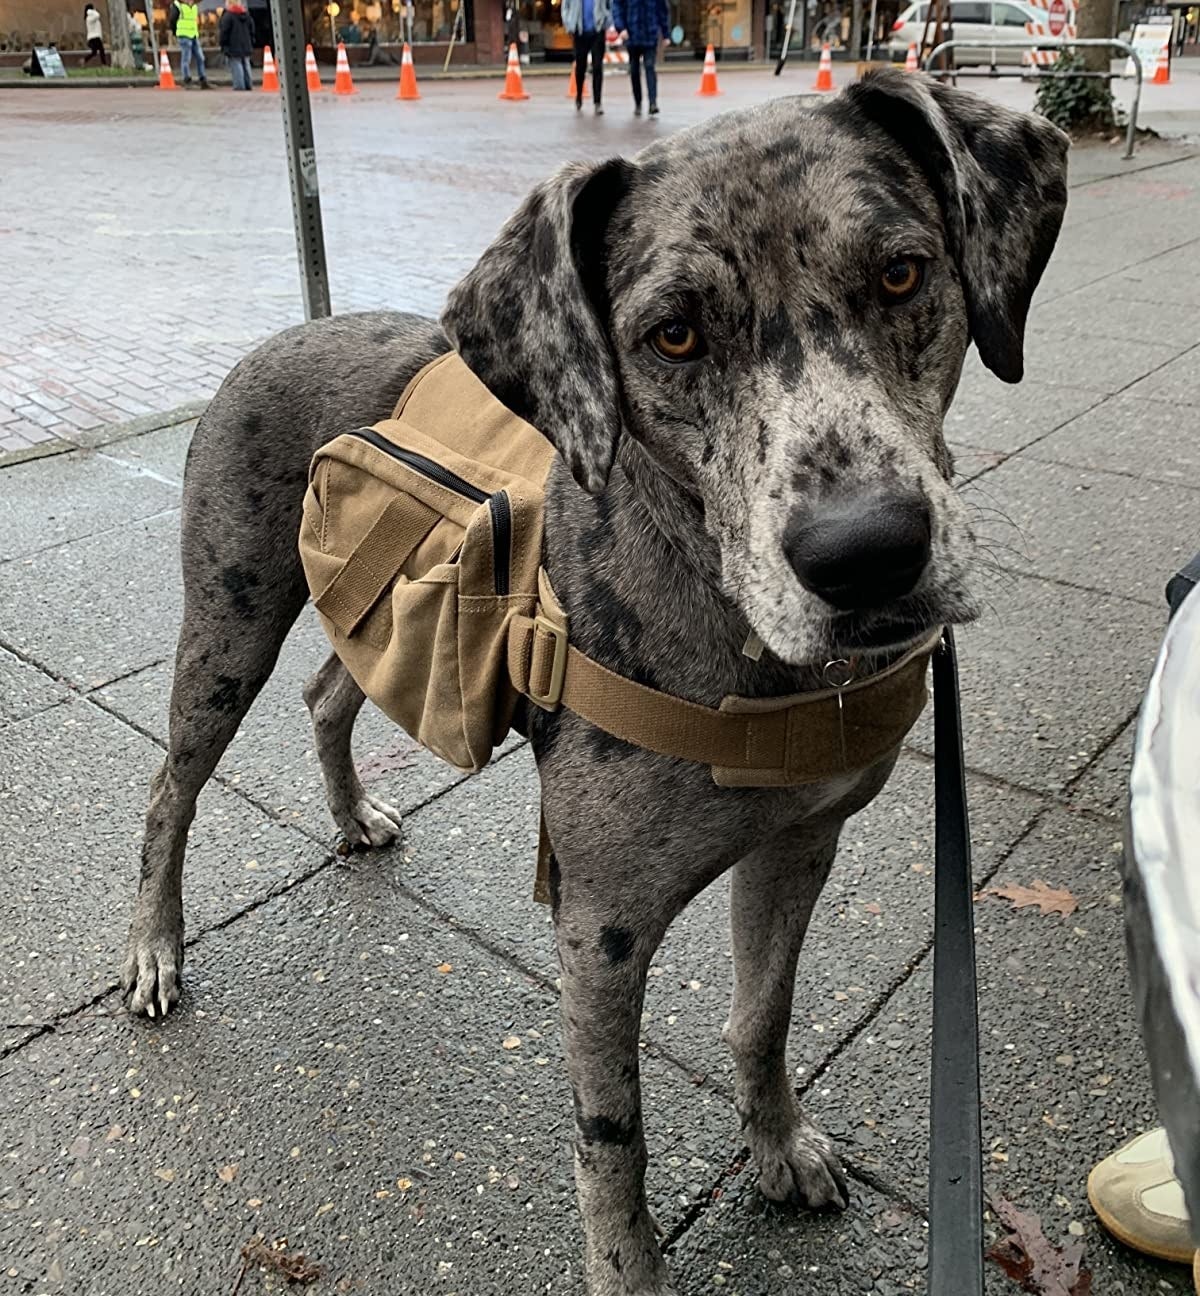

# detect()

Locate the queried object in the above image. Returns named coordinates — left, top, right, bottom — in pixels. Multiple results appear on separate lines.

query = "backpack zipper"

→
left=348, top=427, right=511, bottom=595
left=489, top=491, right=512, bottom=597
left=348, top=428, right=489, bottom=503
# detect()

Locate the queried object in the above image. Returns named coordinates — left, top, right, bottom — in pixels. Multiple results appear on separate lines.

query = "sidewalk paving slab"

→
left=907, top=573, right=1160, bottom=794
left=0, top=701, right=313, bottom=1052
left=1124, top=343, right=1200, bottom=406
left=0, top=645, right=72, bottom=725
left=0, top=858, right=733, bottom=1296
left=945, top=373, right=1104, bottom=459
left=1022, top=391, right=1200, bottom=486
left=0, top=449, right=180, bottom=564
left=0, top=511, right=181, bottom=691
left=966, top=455, right=1200, bottom=606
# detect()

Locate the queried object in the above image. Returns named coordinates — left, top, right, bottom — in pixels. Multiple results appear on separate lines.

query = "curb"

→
left=0, top=401, right=207, bottom=471
left=0, top=58, right=789, bottom=89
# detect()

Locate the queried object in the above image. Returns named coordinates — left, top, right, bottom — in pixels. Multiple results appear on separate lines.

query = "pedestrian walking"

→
left=170, top=0, right=210, bottom=88
left=83, top=4, right=107, bottom=65
left=613, top=0, right=669, bottom=115
left=220, top=2, right=257, bottom=90
left=563, top=0, right=613, bottom=114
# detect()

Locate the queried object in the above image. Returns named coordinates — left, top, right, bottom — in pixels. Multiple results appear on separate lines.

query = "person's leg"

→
left=628, top=44, right=643, bottom=109
left=195, top=38, right=208, bottom=83
left=180, top=37, right=193, bottom=81
left=243, top=56, right=253, bottom=88
left=235, top=56, right=250, bottom=89
left=572, top=32, right=588, bottom=106
left=591, top=29, right=604, bottom=106
left=645, top=43, right=658, bottom=110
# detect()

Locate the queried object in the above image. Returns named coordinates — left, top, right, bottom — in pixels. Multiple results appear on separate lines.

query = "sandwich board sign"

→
left=1125, top=17, right=1171, bottom=76
left=32, top=46, right=68, bottom=77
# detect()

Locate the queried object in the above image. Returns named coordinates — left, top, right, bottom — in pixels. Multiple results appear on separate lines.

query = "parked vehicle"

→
left=886, top=0, right=1060, bottom=65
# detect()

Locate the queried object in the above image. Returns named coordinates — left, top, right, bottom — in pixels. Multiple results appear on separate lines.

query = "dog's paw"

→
left=121, top=924, right=184, bottom=1019
left=335, top=794, right=403, bottom=849
left=753, top=1118, right=849, bottom=1211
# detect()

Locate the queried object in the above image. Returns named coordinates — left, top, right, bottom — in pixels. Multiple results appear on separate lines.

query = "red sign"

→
left=1048, top=0, right=1068, bottom=35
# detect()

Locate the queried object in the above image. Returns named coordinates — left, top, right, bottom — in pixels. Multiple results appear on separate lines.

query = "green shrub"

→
left=1034, top=52, right=1123, bottom=135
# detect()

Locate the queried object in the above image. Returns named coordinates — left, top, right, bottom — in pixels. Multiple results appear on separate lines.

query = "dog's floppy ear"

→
left=441, top=158, right=635, bottom=495
left=837, top=69, right=1068, bottom=382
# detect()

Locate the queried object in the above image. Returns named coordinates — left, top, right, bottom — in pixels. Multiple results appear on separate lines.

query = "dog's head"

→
left=443, top=71, right=1068, bottom=666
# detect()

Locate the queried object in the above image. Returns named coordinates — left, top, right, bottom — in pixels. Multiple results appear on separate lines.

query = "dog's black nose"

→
left=783, top=492, right=932, bottom=610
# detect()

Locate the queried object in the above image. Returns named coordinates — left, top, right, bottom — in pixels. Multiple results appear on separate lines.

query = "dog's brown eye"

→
left=651, top=319, right=703, bottom=362
left=880, top=258, right=923, bottom=303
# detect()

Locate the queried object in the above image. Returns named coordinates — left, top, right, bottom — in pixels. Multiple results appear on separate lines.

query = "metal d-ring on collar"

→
left=822, top=655, right=859, bottom=769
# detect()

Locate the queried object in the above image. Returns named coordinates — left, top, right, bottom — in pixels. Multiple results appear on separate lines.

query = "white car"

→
left=886, top=0, right=1062, bottom=66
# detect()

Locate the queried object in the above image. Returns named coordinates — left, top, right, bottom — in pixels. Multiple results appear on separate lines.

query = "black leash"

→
left=928, top=628, right=984, bottom=1294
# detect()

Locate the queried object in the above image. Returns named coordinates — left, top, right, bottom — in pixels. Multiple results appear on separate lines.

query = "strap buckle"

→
left=527, top=615, right=568, bottom=710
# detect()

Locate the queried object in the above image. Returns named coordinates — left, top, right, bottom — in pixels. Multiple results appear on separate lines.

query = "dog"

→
left=120, top=71, right=1067, bottom=1295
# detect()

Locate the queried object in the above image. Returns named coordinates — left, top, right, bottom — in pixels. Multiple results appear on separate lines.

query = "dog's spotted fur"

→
left=122, top=73, right=1067, bottom=1294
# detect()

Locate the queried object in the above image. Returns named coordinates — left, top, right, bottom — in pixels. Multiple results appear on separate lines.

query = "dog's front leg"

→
left=725, top=823, right=850, bottom=1210
left=556, top=885, right=676, bottom=1296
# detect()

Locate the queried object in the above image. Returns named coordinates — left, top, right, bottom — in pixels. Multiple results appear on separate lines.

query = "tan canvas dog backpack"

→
left=300, top=352, right=556, bottom=773
left=300, top=350, right=939, bottom=799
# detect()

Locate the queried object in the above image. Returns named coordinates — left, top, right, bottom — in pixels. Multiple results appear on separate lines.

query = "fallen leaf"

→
left=238, top=1238, right=322, bottom=1285
left=153, top=1168, right=176, bottom=1184
left=437, top=963, right=453, bottom=975
left=501, top=1036, right=522, bottom=1051
left=105, top=1125, right=125, bottom=1142
left=987, top=1196, right=1092, bottom=1295
left=980, top=880, right=1078, bottom=918
left=864, top=902, right=882, bottom=916
left=396, top=1178, right=413, bottom=1192
left=218, top=1163, right=239, bottom=1184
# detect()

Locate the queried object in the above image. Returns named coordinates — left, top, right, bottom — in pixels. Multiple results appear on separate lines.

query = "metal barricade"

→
left=923, top=37, right=1143, bottom=160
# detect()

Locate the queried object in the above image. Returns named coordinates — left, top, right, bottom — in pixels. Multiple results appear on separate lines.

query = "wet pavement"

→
left=1, top=70, right=1200, bottom=1296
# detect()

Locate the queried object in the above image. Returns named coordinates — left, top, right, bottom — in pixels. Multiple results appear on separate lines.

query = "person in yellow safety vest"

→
left=169, top=0, right=210, bottom=88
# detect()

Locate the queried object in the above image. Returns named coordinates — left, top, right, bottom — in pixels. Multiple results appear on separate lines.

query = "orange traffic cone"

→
left=261, top=44, right=279, bottom=92
left=396, top=41, right=421, bottom=99
left=812, top=41, right=834, bottom=91
left=498, top=42, right=530, bottom=100
left=1152, top=46, right=1170, bottom=84
left=305, top=43, right=323, bottom=92
left=696, top=43, right=721, bottom=95
left=333, top=41, right=357, bottom=94
left=566, top=61, right=578, bottom=98
left=904, top=41, right=919, bottom=72
left=156, top=48, right=178, bottom=90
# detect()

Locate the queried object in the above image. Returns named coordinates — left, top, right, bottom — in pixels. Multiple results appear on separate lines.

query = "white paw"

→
left=336, top=793, right=403, bottom=849
left=121, top=926, right=184, bottom=1019
left=754, top=1119, right=849, bottom=1210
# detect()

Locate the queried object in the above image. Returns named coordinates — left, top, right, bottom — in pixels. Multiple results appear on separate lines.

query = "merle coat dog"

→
left=121, top=72, right=1068, bottom=1295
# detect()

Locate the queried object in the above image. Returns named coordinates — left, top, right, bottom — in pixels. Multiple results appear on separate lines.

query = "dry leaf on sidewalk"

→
left=986, top=1196, right=1092, bottom=1296
left=232, top=1238, right=322, bottom=1292
left=980, top=880, right=1078, bottom=917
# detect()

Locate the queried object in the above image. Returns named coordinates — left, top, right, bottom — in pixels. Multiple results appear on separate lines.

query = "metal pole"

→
left=774, top=0, right=799, bottom=72
left=270, top=0, right=332, bottom=320
left=866, top=0, right=878, bottom=60
left=143, top=0, right=159, bottom=65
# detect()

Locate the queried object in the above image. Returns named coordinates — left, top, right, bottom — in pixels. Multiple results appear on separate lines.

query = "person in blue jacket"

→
left=563, top=0, right=613, bottom=114
left=613, top=0, right=670, bottom=115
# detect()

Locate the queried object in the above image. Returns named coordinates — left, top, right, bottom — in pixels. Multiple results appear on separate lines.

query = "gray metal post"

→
left=143, top=0, right=159, bottom=66
left=269, top=0, right=332, bottom=320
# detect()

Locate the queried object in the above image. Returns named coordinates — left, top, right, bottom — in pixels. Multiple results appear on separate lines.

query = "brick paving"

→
left=4, top=64, right=1197, bottom=459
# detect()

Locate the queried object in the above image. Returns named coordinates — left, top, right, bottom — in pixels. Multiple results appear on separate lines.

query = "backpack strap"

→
left=508, top=571, right=939, bottom=785
left=314, top=495, right=441, bottom=635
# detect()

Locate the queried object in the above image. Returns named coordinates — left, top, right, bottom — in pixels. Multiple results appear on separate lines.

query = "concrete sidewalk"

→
left=2, top=88, right=1200, bottom=1296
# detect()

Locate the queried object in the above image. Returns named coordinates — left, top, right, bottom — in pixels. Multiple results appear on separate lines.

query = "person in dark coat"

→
left=613, top=0, right=669, bottom=115
left=220, top=2, right=257, bottom=90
